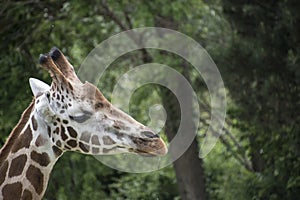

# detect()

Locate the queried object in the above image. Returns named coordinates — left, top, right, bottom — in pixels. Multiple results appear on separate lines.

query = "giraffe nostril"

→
left=142, top=131, right=159, bottom=139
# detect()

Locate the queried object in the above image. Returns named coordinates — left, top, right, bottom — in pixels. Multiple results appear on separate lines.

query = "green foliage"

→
left=45, top=152, right=178, bottom=199
left=109, top=166, right=178, bottom=199
left=45, top=153, right=115, bottom=199
left=205, top=141, right=254, bottom=200
left=218, top=0, right=300, bottom=199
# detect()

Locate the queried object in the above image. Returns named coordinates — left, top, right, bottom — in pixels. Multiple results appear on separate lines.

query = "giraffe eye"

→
left=69, top=111, right=92, bottom=123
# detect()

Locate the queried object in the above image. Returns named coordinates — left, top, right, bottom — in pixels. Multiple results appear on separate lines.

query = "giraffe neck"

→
left=0, top=101, right=62, bottom=200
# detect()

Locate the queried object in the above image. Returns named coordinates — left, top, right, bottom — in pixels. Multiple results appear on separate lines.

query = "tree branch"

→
left=200, top=118, right=253, bottom=172
left=100, top=0, right=128, bottom=31
left=123, top=10, right=133, bottom=29
left=199, top=100, right=245, bottom=152
left=99, top=0, right=152, bottom=63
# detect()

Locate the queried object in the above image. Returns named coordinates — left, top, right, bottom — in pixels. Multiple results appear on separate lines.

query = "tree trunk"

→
left=249, top=135, right=264, bottom=172
left=160, top=65, right=207, bottom=200
left=171, top=140, right=207, bottom=200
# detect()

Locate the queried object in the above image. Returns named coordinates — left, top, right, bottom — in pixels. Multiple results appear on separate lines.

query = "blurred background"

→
left=0, top=0, right=299, bottom=199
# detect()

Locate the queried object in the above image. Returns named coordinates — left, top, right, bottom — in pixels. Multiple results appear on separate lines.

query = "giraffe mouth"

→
left=129, top=137, right=168, bottom=157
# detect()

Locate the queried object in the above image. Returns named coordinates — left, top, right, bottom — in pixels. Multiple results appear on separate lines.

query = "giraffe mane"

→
left=0, top=99, right=35, bottom=165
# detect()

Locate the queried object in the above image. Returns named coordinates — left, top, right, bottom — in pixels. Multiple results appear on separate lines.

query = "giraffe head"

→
left=29, top=47, right=167, bottom=157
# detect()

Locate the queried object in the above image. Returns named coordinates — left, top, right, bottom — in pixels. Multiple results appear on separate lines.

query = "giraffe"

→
left=0, top=47, right=167, bottom=200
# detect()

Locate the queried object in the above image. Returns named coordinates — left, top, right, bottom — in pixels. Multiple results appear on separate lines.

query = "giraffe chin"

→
left=133, top=149, right=167, bottom=157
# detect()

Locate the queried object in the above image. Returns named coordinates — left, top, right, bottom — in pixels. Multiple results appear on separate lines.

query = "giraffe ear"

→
left=29, top=78, right=50, bottom=97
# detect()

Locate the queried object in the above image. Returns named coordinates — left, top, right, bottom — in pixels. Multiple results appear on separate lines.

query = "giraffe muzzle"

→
left=131, top=136, right=168, bottom=157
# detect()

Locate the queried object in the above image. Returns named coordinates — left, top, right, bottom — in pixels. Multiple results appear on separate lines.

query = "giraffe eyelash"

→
left=69, top=111, right=92, bottom=123
left=46, top=91, right=51, bottom=101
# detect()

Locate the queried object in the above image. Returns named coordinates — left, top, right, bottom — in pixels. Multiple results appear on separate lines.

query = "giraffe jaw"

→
left=131, top=148, right=167, bottom=157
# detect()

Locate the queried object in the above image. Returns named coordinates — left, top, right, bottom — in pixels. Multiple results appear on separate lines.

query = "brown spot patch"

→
left=2, top=182, right=22, bottom=200
left=103, top=136, right=116, bottom=145
left=68, top=82, right=73, bottom=91
left=67, top=126, right=77, bottom=138
left=95, top=102, right=104, bottom=109
left=113, top=125, right=121, bottom=130
left=79, top=142, right=89, bottom=153
left=21, top=189, right=32, bottom=200
left=62, top=119, right=68, bottom=124
left=35, top=135, right=45, bottom=147
left=11, top=125, right=32, bottom=153
left=116, top=132, right=124, bottom=140
left=31, top=116, right=38, bottom=131
left=56, top=140, right=62, bottom=147
left=47, top=126, right=51, bottom=137
left=52, top=146, right=63, bottom=157
left=92, top=147, right=99, bottom=154
left=0, top=161, right=8, bottom=185
left=103, top=147, right=118, bottom=154
left=113, top=120, right=127, bottom=129
left=66, top=140, right=77, bottom=148
left=53, top=127, right=59, bottom=134
left=61, top=126, right=68, bottom=141
left=91, top=135, right=100, bottom=145
left=104, top=127, right=124, bottom=140
left=31, top=151, right=50, bottom=167
left=9, top=154, right=27, bottom=177
left=80, top=132, right=91, bottom=143
left=26, top=165, right=44, bottom=195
